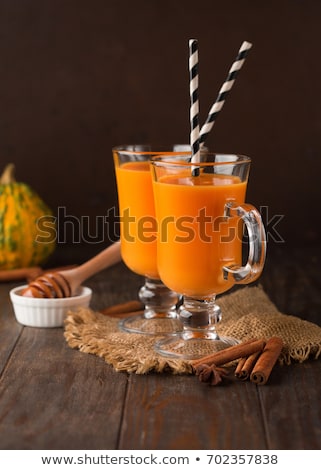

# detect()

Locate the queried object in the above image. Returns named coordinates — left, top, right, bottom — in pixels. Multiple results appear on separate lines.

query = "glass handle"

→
left=223, top=203, right=266, bottom=284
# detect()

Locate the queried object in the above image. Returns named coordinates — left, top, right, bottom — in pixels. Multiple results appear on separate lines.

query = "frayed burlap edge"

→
left=64, top=286, right=321, bottom=374
left=64, top=309, right=193, bottom=374
left=215, top=286, right=321, bottom=365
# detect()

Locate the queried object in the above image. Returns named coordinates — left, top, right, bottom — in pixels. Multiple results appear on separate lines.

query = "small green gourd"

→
left=0, top=163, right=56, bottom=270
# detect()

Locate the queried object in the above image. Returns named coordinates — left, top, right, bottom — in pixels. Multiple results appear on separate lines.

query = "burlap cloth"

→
left=64, top=285, right=321, bottom=374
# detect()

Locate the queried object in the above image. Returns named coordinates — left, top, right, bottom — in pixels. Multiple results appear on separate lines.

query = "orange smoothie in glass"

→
left=114, top=161, right=158, bottom=279
left=153, top=173, right=247, bottom=297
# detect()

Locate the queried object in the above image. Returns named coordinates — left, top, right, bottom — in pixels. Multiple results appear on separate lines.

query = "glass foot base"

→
left=154, top=334, right=239, bottom=360
left=119, top=313, right=183, bottom=336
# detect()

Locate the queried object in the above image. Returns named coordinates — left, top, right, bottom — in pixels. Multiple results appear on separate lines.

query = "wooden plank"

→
left=0, top=283, right=23, bottom=374
left=261, top=246, right=321, bottom=326
left=119, top=372, right=267, bottom=450
left=0, top=325, right=128, bottom=449
left=258, top=361, right=321, bottom=450
left=1, top=245, right=320, bottom=451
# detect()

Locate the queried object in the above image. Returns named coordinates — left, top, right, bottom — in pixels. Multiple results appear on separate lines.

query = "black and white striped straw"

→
left=199, top=40, right=253, bottom=146
left=189, top=39, right=201, bottom=176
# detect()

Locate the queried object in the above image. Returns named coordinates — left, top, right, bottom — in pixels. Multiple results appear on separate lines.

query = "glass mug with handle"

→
left=151, top=153, right=266, bottom=358
left=113, top=145, right=190, bottom=335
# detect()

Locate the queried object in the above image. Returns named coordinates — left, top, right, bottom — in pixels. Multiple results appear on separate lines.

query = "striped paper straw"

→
left=189, top=39, right=201, bottom=176
left=199, top=40, right=253, bottom=146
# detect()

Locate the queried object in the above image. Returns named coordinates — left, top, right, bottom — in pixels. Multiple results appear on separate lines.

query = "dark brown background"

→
left=0, top=0, right=320, bottom=262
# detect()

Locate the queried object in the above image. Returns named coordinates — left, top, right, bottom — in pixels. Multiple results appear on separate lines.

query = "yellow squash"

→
left=0, top=164, right=56, bottom=269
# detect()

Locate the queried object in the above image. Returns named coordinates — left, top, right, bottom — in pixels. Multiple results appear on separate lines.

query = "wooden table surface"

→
left=0, top=244, right=320, bottom=451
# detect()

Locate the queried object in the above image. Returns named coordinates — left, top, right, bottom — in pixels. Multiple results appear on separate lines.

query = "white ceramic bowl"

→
left=9, top=285, right=92, bottom=328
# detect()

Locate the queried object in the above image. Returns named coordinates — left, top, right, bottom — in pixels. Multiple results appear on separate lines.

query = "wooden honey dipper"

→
left=21, top=241, right=122, bottom=298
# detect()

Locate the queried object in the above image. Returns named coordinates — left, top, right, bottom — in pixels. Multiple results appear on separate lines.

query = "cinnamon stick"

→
left=100, top=300, right=144, bottom=317
left=0, top=264, right=78, bottom=283
left=235, top=351, right=262, bottom=381
left=0, top=266, right=43, bottom=282
left=250, top=337, right=283, bottom=385
left=234, top=356, right=247, bottom=379
left=191, top=339, right=266, bottom=369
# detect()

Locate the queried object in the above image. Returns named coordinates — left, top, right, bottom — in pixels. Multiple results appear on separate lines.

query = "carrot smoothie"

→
left=114, top=161, right=159, bottom=279
left=153, top=173, right=247, bottom=297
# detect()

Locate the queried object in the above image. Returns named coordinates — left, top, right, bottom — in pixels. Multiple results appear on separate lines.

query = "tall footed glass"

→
left=151, top=153, right=266, bottom=358
left=113, top=145, right=186, bottom=335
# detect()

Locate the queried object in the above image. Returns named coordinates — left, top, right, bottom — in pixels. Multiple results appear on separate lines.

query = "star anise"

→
left=194, top=363, right=229, bottom=386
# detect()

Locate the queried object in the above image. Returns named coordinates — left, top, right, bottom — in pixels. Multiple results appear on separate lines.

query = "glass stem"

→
left=178, top=295, right=221, bottom=340
left=139, top=277, right=180, bottom=319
